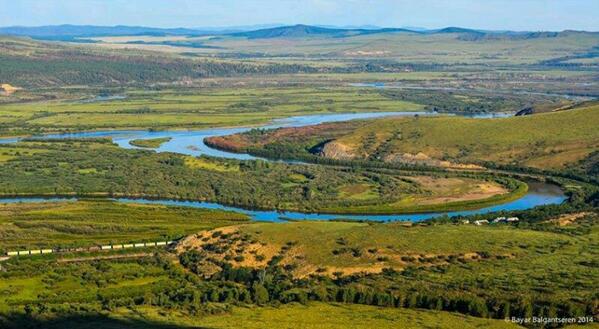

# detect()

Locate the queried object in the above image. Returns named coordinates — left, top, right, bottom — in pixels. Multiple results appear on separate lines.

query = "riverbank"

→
left=0, top=180, right=565, bottom=222
left=320, top=180, right=529, bottom=215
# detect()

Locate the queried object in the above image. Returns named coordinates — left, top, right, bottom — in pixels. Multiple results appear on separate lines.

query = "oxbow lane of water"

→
left=0, top=111, right=566, bottom=220
left=0, top=182, right=566, bottom=222
left=1, top=111, right=439, bottom=160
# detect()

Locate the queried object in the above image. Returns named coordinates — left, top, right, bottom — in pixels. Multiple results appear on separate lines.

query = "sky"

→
left=1, top=0, right=598, bottom=31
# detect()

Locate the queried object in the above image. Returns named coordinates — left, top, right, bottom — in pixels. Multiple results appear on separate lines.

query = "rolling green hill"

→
left=2, top=24, right=598, bottom=89
left=0, top=37, right=318, bottom=88
left=331, top=103, right=599, bottom=169
left=209, top=102, right=599, bottom=170
left=2, top=212, right=596, bottom=328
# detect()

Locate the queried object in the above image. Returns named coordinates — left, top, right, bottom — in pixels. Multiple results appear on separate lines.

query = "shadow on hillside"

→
left=0, top=312, right=208, bottom=329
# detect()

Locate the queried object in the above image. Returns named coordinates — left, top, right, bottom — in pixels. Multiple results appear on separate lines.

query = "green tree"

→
left=252, top=283, right=269, bottom=305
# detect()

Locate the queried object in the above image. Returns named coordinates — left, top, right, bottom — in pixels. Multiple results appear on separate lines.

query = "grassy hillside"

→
left=2, top=28, right=598, bottom=90
left=211, top=102, right=599, bottom=170
left=90, top=29, right=599, bottom=66
left=173, top=214, right=598, bottom=320
left=333, top=102, right=599, bottom=169
left=177, top=220, right=587, bottom=278
left=2, top=214, right=596, bottom=328
left=0, top=37, right=318, bottom=88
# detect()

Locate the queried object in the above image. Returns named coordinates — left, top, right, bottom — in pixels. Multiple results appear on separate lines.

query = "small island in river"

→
left=129, top=137, right=172, bottom=148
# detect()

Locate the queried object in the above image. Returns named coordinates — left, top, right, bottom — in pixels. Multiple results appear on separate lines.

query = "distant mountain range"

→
left=0, top=25, right=209, bottom=38
left=228, top=25, right=415, bottom=39
left=227, top=25, right=595, bottom=40
left=0, top=24, right=594, bottom=41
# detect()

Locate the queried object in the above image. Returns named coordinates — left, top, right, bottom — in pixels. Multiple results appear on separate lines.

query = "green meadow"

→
left=0, top=87, right=423, bottom=135
left=0, top=201, right=248, bottom=252
left=335, top=102, right=599, bottom=168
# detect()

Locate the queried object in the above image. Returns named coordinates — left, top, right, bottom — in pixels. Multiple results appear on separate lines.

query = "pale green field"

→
left=0, top=201, right=248, bottom=251
left=0, top=87, right=423, bottom=132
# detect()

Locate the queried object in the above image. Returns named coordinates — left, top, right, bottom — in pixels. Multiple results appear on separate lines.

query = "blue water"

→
left=0, top=111, right=566, bottom=221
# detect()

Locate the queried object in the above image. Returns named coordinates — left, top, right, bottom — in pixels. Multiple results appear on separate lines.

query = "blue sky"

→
left=1, top=0, right=598, bottom=31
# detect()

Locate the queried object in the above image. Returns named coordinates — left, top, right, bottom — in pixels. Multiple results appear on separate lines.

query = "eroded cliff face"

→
left=0, top=84, right=20, bottom=96
left=319, top=140, right=355, bottom=160
left=319, top=141, right=483, bottom=170
left=384, top=152, right=483, bottom=169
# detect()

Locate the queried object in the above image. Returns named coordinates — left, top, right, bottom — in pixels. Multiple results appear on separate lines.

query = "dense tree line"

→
left=0, top=54, right=319, bottom=88
left=0, top=141, right=431, bottom=213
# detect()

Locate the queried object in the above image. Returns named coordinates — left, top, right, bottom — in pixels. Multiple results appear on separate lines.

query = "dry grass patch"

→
left=176, top=222, right=526, bottom=278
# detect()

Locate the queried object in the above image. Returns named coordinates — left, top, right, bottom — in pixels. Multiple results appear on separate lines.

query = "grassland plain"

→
left=0, top=200, right=248, bottom=252
left=0, top=87, right=424, bottom=135
left=210, top=101, right=599, bottom=171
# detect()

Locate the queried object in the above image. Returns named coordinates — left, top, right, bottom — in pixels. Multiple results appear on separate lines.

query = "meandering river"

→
left=0, top=111, right=567, bottom=221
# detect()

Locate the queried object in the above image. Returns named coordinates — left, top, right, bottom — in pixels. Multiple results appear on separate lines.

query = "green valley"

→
left=0, top=8, right=598, bottom=328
